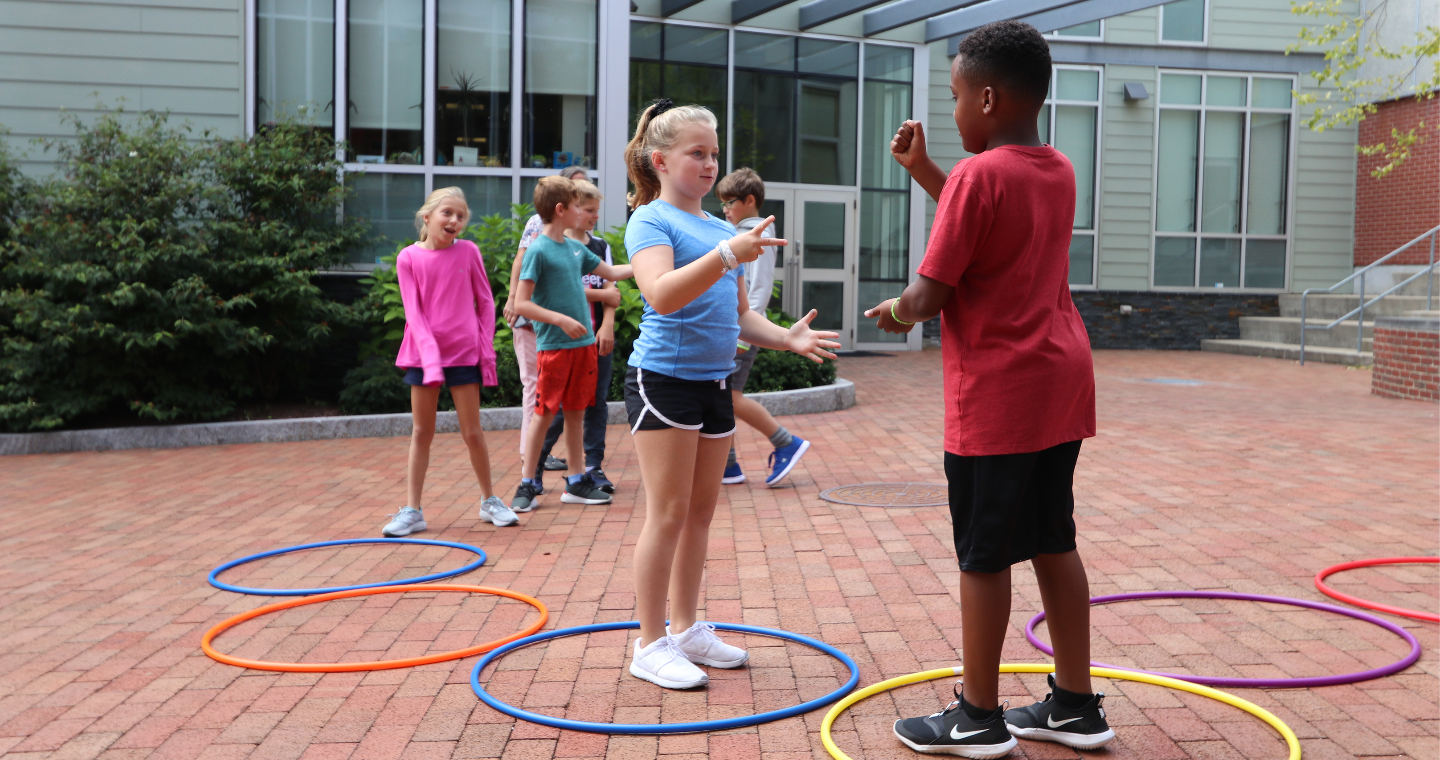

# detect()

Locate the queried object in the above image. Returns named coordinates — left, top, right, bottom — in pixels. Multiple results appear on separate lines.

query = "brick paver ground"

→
left=2, top=349, right=1436, bottom=760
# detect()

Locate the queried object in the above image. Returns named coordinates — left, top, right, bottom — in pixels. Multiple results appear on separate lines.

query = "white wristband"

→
left=716, top=239, right=737, bottom=273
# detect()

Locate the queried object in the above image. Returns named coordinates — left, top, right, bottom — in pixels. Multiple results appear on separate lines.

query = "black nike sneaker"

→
left=1003, top=674, right=1115, bottom=750
left=892, top=682, right=1017, bottom=758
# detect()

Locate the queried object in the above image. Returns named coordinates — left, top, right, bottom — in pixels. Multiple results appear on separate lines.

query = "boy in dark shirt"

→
left=865, top=21, right=1111, bottom=757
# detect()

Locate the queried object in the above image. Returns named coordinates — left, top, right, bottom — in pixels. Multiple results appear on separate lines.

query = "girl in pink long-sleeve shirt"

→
left=382, top=187, right=519, bottom=537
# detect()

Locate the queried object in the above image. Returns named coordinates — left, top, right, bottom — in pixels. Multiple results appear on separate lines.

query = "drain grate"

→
left=819, top=483, right=948, bottom=508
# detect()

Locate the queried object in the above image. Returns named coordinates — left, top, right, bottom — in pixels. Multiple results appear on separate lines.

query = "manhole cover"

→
left=819, top=483, right=948, bottom=508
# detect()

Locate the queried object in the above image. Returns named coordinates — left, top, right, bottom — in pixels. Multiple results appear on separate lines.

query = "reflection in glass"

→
left=1199, top=238, right=1241, bottom=287
left=804, top=202, right=846, bottom=269
left=346, top=172, right=426, bottom=264
left=432, top=175, right=511, bottom=218
left=630, top=21, right=661, bottom=60
left=1206, top=76, right=1246, bottom=107
left=1156, top=110, right=1199, bottom=231
left=1247, top=112, right=1289, bottom=235
left=798, top=79, right=856, bottom=185
left=1069, top=235, right=1094, bottom=286
left=1056, top=69, right=1098, bottom=101
left=1055, top=105, right=1097, bottom=229
left=733, top=70, right=794, bottom=182
left=665, top=24, right=727, bottom=65
left=803, top=281, right=844, bottom=331
left=628, top=23, right=727, bottom=162
left=348, top=0, right=423, bottom=163
left=1038, top=104, right=1050, bottom=144
left=257, top=0, right=334, bottom=127
left=437, top=0, right=509, bottom=167
left=735, top=32, right=793, bottom=71
left=864, top=45, right=912, bottom=82
left=1054, top=21, right=1101, bottom=37
left=1160, top=73, right=1201, bottom=105
left=863, top=79, right=911, bottom=189
left=1252, top=78, right=1293, bottom=109
left=1201, top=111, right=1243, bottom=233
left=525, top=0, right=596, bottom=169
left=798, top=39, right=857, bottom=77
left=1161, top=0, right=1205, bottom=42
left=1154, top=237, right=1196, bottom=286
left=858, top=280, right=906, bottom=343
left=1244, top=239, right=1286, bottom=288
left=858, top=191, right=908, bottom=343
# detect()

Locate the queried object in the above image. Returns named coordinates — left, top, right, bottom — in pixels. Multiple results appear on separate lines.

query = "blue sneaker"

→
left=587, top=467, right=614, bottom=494
left=765, top=437, right=810, bottom=486
left=722, top=461, right=746, bottom=484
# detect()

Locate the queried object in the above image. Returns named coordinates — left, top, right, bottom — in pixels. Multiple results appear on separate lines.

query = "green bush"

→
left=0, top=110, right=368, bottom=431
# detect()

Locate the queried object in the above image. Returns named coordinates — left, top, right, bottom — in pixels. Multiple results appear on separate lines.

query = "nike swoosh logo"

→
left=1048, top=715, right=1084, bottom=728
left=950, top=727, right=988, bottom=740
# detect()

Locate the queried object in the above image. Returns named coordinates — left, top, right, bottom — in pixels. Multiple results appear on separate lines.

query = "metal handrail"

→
left=1300, top=225, right=1439, bottom=365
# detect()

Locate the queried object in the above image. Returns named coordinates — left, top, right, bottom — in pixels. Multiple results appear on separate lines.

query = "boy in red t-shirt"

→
left=864, top=21, right=1111, bottom=757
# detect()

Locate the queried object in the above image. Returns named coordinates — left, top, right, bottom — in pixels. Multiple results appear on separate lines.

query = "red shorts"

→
left=535, top=344, right=598, bottom=415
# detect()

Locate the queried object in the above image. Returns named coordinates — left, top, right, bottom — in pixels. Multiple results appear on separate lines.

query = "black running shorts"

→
left=946, top=440, right=1083, bottom=573
left=624, top=366, right=735, bottom=438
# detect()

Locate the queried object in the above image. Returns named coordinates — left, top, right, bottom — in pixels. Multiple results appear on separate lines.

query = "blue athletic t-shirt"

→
left=625, top=200, right=741, bottom=381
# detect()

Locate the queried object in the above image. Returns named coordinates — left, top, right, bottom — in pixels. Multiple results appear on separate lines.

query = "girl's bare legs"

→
left=632, top=427, right=698, bottom=647
left=450, top=384, right=494, bottom=499
left=666, top=434, right=730, bottom=634
left=407, top=385, right=441, bottom=508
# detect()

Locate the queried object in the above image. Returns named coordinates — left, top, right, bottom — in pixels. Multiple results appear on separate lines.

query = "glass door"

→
left=775, top=189, right=856, bottom=350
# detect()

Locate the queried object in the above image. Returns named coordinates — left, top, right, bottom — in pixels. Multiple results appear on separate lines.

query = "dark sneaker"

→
left=765, top=436, right=810, bottom=486
left=544, top=454, right=567, bottom=471
left=1003, top=674, right=1115, bottom=750
left=722, top=461, right=746, bottom=484
left=511, top=481, right=539, bottom=513
left=893, top=682, right=1016, bottom=759
left=561, top=473, right=612, bottom=504
left=587, top=468, right=614, bottom=494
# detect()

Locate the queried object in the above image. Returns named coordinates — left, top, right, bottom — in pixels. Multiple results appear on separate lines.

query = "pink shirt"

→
left=394, top=240, right=497, bottom=387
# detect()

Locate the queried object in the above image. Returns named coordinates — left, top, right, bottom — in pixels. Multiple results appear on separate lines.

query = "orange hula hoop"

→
left=202, top=584, right=549, bottom=672
left=1314, top=557, right=1439, bottom=623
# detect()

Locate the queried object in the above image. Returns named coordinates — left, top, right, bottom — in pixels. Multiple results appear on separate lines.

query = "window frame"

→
left=1041, top=64, right=1104, bottom=290
left=1149, top=69, right=1298, bottom=293
left=1158, top=0, right=1209, bottom=47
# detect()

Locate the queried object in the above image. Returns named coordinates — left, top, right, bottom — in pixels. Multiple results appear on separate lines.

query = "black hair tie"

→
left=648, top=98, right=676, bottom=117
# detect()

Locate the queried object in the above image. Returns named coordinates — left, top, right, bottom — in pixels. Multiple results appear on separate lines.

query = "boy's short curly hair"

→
left=953, top=20, right=1052, bottom=104
left=715, top=167, right=765, bottom=207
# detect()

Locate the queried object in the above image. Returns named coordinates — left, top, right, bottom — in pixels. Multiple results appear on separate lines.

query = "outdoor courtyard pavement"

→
left=1, top=349, right=1436, bottom=760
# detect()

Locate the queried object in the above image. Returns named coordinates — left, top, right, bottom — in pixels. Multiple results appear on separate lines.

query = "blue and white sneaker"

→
left=382, top=507, right=426, bottom=537
left=722, top=461, right=746, bottom=484
left=765, top=437, right=810, bottom=486
left=479, top=496, right=519, bottom=527
left=587, top=467, right=614, bottom=494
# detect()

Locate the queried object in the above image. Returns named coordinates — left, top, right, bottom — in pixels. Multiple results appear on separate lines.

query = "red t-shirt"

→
left=916, top=145, right=1096, bottom=457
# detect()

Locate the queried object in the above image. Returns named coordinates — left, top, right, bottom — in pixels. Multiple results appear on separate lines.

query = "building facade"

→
left=1, top=0, right=1375, bottom=350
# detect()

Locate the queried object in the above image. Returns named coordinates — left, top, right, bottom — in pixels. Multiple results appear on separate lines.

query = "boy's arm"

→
left=513, top=280, right=589, bottom=339
left=596, top=285, right=616, bottom=356
left=591, top=262, right=633, bottom=282
left=864, top=275, right=953, bottom=334
left=586, top=285, right=622, bottom=308
left=891, top=120, right=948, bottom=202
left=504, top=247, right=526, bottom=324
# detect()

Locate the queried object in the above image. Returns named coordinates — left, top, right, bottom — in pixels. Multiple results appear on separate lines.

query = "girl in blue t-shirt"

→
left=620, top=99, right=840, bottom=690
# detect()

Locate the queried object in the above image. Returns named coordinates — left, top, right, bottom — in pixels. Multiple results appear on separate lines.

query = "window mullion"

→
left=510, top=0, right=523, bottom=195
left=423, top=0, right=436, bottom=193
left=1239, top=81, right=1254, bottom=285
left=335, top=0, right=349, bottom=165
left=1194, top=100, right=1206, bottom=288
left=726, top=29, right=735, bottom=175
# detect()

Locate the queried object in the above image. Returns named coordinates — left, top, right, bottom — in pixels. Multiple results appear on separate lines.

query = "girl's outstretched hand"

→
left=783, top=309, right=841, bottom=363
left=728, top=216, right=787, bottom=264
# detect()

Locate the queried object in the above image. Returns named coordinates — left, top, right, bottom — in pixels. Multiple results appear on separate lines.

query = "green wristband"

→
left=890, top=298, right=915, bottom=326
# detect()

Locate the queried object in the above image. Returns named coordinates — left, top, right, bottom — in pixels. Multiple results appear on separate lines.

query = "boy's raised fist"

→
left=890, top=120, right=928, bottom=169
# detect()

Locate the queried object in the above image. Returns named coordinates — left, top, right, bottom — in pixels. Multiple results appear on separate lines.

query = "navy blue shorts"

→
left=401, top=365, right=481, bottom=387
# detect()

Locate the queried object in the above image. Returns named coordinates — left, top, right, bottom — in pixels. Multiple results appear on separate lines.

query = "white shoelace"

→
left=652, top=636, right=693, bottom=667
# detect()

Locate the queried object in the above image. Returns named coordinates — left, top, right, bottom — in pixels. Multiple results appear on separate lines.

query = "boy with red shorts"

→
left=865, top=21, right=1112, bottom=757
left=507, top=176, right=633, bottom=517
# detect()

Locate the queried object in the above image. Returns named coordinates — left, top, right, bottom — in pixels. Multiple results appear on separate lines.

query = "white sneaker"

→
left=667, top=621, right=749, bottom=668
left=479, top=496, right=519, bottom=527
left=629, top=636, right=709, bottom=689
left=382, top=507, right=426, bottom=537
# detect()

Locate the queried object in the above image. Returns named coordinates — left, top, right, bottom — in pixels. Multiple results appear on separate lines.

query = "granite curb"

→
left=0, top=378, right=855, bottom=456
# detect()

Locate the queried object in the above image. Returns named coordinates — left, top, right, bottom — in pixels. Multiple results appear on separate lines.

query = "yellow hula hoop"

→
left=820, top=664, right=1300, bottom=760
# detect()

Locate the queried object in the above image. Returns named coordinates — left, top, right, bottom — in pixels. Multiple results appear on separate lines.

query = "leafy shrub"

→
left=0, top=110, right=368, bottom=431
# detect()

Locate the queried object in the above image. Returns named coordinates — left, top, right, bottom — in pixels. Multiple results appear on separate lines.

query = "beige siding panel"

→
left=1104, top=7, right=1158, bottom=46
left=0, top=54, right=237, bottom=90
left=0, top=82, right=237, bottom=116
left=1208, top=0, right=1357, bottom=53
left=925, top=42, right=966, bottom=241
left=0, top=1, right=142, bottom=31
left=139, top=5, right=239, bottom=36
left=1291, top=105, right=1357, bottom=289
left=1096, top=65, right=1156, bottom=291
left=0, top=107, right=237, bottom=136
left=25, top=0, right=236, bottom=9
left=0, top=28, right=237, bottom=62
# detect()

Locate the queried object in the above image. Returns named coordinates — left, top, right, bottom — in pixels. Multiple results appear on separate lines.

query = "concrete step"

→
left=1239, top=316, right=1373, bottom=349
left=1405, top=310, right=1440, bottom=319
left=1279, top=293, right=1431, bottom=319
left=1201, top=339, right=1373, bottom=365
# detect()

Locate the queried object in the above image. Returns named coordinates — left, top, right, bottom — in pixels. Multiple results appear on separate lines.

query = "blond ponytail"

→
left=624, top=101, right=718, bottom=209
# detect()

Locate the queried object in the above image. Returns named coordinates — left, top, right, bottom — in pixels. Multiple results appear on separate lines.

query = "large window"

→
left=629, top=22, right=728, bottom=158
left=1160, top=0, right=1206, bottom=44
left=733, top=32, right=857, bottom=186
left=347, top=0, right=423, bottom=163
left=857, top=45, right=912, bottom=344
left=524, top=0, right=597, bottom=169
left=436, top=0, right=510, bottom=168
left=256, top=0, right=334, bottom=127
left=1153, top=72, right=1293, bottom=290
left=1038, top=66, right=1101, bottom=287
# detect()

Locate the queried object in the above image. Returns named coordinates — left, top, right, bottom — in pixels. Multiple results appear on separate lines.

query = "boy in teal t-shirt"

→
left=507, top=176, right=633, bottom=518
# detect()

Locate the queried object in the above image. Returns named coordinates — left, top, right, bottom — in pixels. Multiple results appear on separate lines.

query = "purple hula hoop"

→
left=1025, top=590, right=1422, bottom=689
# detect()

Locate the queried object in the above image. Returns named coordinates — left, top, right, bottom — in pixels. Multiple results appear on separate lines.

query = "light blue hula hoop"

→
left=208, top=538, right=487, bottom=596
left=469, top=621, right=860, bottom=734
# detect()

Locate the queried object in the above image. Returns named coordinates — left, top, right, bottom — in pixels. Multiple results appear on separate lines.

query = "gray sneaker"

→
left=479, top=495, right=519, bottom=527
left=543, top=455, right=567, bottom=471
left=511, top=481, right=540, bottom=513
left=382, top=507, right=426, bottom=537
left=561, top=473, right=612, bottom=505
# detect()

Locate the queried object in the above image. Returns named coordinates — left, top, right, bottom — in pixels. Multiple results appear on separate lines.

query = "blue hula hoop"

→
left=469, top=621, right=860, bottom=734
left=209, top=538, right=487, bottom=596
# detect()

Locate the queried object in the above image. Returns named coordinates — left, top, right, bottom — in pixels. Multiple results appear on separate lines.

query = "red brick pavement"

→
left=1, top=350, right=1436, bottom=760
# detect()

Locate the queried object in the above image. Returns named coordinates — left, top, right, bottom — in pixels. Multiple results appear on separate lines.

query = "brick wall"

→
left=1354, top=95, right=1440, bottom=266
left=1372, top=317, right=1439, bottom=401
